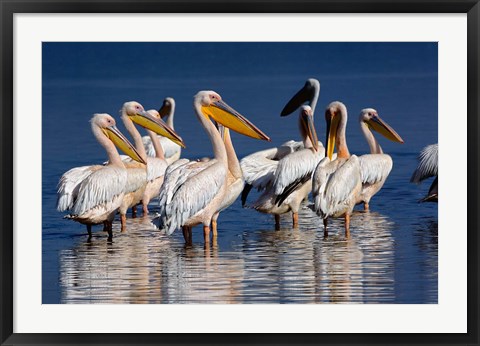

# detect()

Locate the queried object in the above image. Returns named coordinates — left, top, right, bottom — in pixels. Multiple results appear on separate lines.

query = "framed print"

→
left=1, top=1, right=479, bottom=345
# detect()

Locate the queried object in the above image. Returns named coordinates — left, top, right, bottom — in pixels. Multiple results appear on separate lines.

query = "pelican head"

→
left=195, top=90, right=270, bottom=141
left=359, top=108, right=404, bottom=143
left=281, top=78, right=320, bottom=116
left=159, top=97, right=175, bottom=119
left=92, top=113, right=146, bottom=164
left=299, top=105, right=319, bottom=151
left=123, top=101, right=186, bottom=148
left=325, top=101, right=347, bottom=160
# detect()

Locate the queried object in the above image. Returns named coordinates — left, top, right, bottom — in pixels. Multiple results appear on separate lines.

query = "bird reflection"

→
left=60, top=206, right=398, bottom=304
left=239, top=204, right=396, bottom=303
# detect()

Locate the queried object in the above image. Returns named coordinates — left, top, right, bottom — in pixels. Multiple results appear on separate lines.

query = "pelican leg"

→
left=131, top=206, right=137, bottom=218
left=363, top=202, right=369, bottom=211
left=211, top=212, right=219, bottom=240
left=86, top=224, right=92, bottom=237
left=182, top=226, right=193, bottom=245
left=323, top=218, right=328, bottom=237
left=104, top=221, right=113, bottom=241
left=212, top=220, right=218, bottom=239
left=102, top=221, right=109, bottom=232
left=344, top=213, right=351, bottom=238
left=292, top=212, right=299, bottom=228
left=142, top=204, right=149, bottom=216
left=203, top=225, right=211, bottom=243
left=121, top=214, right=127, bottom=232
left=275, top=215, right=280, bottom=230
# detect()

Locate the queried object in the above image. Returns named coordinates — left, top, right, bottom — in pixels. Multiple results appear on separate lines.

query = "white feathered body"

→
left=57, top=165, right=101, bottom=212
left=65, top=165, right=128, bottom=225
left=411, top=144, right=438, bottom=183
left=241, top=140, right=317, bottom=192
left=142, top=157, right=169, bottom=206
left=313, top=156, right=362, bottom=219
left=218, top=171, right=244, bottom=213
left=156, top=158, right=228, bottom=235
left=118, top=164, right=147, bottom=215
left=250, top=148, right=324, bottom=214
left=357, top=154, right=393, bottom=206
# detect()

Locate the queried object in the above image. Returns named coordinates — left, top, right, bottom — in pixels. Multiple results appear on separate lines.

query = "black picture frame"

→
left=1, top=1, right=479, bottom=345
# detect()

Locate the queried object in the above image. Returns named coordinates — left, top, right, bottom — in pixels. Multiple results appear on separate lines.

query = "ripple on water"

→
left=57, top=202, right=437, bottom=304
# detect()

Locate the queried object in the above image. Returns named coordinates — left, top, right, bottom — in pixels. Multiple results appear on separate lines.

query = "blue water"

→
left=42, top=42, right=437, bottom=304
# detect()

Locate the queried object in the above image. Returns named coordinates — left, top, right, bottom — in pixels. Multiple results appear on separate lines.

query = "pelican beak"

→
left=325, top=110, right=340, bottom=160
left=130, top=110, right=186, bottom=148
left=102, top=125, right=146, bottom=164
left=215, top=122, right=227, bottom=142
left=202, top=100, right=271, bottom=141
left=281, top=83, right=313, bottom=116
left=301, top=109, right=319, bottom=151
left=158, top=100, right=171, bottom=119
left=367, top=115, right=404, bottom=143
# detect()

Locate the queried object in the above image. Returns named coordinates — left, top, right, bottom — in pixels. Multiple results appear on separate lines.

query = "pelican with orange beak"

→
left=312, top=101, right=362, bottom=237
left=117, top=101, right=185, bottom=230
left=156, top=90, right=270, bottom=243
left=248, top=105, right=323, bottom=229
left=57, top=113, right=146, bottom=239
left=357, top=108, right=404, bottom=210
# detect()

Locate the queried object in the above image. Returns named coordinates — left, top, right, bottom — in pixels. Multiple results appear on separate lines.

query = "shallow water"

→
left=42, top=42, right=438, bottom=304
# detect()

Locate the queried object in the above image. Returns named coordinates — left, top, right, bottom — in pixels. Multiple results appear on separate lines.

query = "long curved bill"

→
left=325, top=112, right=340, bottom=160
left=202, top=100, right=271, bottom=141
left=281, top=84, right=312, bottom=117
left=103, top=125, right=146, bottom=164
left=130, top=110, right=186, bottom=148
left=301, top=111, right=319, bottom=151
left=367, top=115, right=404, bottom=143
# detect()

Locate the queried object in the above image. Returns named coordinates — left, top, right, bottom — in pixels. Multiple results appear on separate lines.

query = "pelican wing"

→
left=313, top=156, right=361, bottom=218
left=273, top=149, right=321, bottom=196
left=359, top=154, right=393, bottom=185
left=240, top=147, right=279, bottom=189
left=72, top=166, right=127, bottom=216
left=56, top=165, right=101, bottom=211
left=411, top=144, right=438, bottom=183
left=157, top=159, right=226, bottom=235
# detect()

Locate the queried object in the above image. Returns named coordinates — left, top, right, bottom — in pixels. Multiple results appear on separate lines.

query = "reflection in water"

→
left=59, top=203, right=434, bottom=304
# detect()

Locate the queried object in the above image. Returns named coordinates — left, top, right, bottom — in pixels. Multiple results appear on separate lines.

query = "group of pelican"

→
left=57, top=100, right=185, bottom=240
left=58, top=79, right=436, bottom=243
left=241, top=79, right=404, bottom=237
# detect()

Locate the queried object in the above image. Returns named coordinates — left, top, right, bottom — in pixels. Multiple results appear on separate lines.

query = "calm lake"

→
left=42, top=42, right=437, bottom=304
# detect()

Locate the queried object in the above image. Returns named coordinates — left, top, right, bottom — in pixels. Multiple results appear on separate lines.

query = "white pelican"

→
left=57, top=113, right=146, bottom=239
left=248, top=105, right=322, bottom=229
left=312, top=101, right=362, bottom=237
left=156, top=90, right=270, bottom=243
left=357, top=108, right=404, bottom=210
left=118, top=101, right=185, bottom=230
left=241, top=78, right=321, bottom=207
left=143, top=97, right=182, bottom=164
left=411, top=143, right=438, bottom=202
